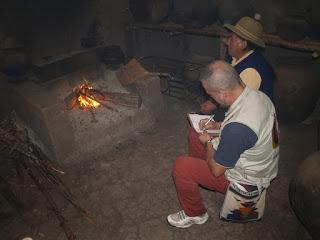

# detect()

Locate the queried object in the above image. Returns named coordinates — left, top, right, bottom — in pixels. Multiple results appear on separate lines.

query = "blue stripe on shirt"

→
left=215, top=122, right=258, bottom=168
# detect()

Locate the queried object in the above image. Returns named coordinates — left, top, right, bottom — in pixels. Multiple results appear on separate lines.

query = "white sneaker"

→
left=167, top=210, right=209, bottom=228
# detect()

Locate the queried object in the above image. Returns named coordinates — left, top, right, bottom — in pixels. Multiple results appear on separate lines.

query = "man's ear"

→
left=239, top=39, right=247, bottom=50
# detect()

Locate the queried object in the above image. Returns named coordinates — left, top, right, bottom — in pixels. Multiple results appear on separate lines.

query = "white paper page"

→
left=188, top=114, right=220, bottom=134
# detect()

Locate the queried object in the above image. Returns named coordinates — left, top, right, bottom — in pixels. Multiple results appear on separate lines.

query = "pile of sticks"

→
left=0, top=115, right=94, bottom=240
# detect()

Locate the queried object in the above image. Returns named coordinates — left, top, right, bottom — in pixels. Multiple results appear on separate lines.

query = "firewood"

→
left=66, top=80, right=142, bottom=111
left=0, top=175, right=24, bottom=214
left=64, top=92, right=79, bottom=110
left=0, top=116, right=94, bottom=239
left=20, top=160, right=77, bottom=240
left=96, top=91, right=141, bottom=108
left=78, top=92, right=117, bottom=111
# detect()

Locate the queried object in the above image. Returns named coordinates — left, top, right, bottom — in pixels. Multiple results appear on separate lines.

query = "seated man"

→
left=167, top=60, right=279, bottom=228
left=190, top=16, right=275, bottom=157
left=202, top=17, right=274, bottom=115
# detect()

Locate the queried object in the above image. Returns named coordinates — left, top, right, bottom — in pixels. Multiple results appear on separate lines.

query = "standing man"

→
left=167, top=60, right=279, bottom=228
left=201, top=16, right=275, bottom=115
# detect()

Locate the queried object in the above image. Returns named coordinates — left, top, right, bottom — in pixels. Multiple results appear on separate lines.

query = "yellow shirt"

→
left=231, top=51, right=262, bottom=90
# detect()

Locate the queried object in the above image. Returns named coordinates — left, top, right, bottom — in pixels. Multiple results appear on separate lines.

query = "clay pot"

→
left=0, top=49, right=29, bottom=76
left=306, top=1, right=320, bottom=40
left=101, top=45, right=125, bottom=70
left=217, top=0, right=254, bottom=24
left=306, top=0, right=320, bottom=26
left=171, top=0, right=218, bottom=28
left=277, top=17, right=308, bottom=42
left=273, top=57, right=320, bottom=123
left=129, top=0, right=173, bottom=23
left=289, top=151, right=320, bottom=239
left=253, top=0, right=285, bottom=34
left=307, top=24, right=320, bottom=41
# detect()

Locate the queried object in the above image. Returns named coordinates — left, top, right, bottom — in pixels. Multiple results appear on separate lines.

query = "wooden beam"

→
left=129, top=22, right=320, bottom=53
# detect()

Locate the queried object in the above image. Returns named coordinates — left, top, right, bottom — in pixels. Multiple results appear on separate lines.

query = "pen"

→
left=202, top=114, right=215, bottom=130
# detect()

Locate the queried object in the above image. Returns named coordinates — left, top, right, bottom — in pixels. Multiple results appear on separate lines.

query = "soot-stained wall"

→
left=0, top=0, right=131, bottom=62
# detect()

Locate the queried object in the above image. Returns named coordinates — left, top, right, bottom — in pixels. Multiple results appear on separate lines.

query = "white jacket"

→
left=212, top=87, right=279, bottom=189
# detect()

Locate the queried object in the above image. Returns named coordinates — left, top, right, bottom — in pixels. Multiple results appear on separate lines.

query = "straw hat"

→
left=224, top=16, right=265, bottom=48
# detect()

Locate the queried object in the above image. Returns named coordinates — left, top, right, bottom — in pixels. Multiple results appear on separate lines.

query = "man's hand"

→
left=199, top=119, right=222, bottom=130
left=200, top=132, right=226, bottom=177
left=199, top=131, right=211, bottom=145
left=201, top=100, right=217, bottom=114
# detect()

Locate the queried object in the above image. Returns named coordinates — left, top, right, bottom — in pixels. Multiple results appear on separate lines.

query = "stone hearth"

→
left=10, top=64, right=163, bottom=163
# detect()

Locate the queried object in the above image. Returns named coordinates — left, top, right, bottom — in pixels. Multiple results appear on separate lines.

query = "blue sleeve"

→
left=215, top=122, right=258, bottom=168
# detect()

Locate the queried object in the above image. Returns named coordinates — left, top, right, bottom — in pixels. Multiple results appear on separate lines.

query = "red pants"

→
left=188, top=127, right=206, bottom=159
left=171, top=128, right=229, bottom=217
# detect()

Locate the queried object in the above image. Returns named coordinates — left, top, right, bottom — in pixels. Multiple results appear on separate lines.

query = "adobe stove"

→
left=10, top=60, right=163, bottom=164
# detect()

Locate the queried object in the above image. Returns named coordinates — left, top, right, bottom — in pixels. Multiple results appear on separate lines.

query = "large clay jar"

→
left=129, top=0, right=173, bottom=23
left=277, top=17, right=309, bottom=42
left=253, top=0, right=285, bottom=34
left=170, top=0, right=218, bottom=28
left=273, top=57, right=320, bottom=123
left=217, top=0, right=254, bottom=24
left=289, top=151, right=320, bottom=239
left=0, top=49, right=29, bottom=75
left=0, top=37, right=29, bottom=77
left=306, top=1, right=320, bottom=40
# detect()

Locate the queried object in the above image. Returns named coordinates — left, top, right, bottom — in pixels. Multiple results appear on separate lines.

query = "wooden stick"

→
left=20, top=160, right=77, bottom=240
left=130, top=23, right=320, bottom=53
left=99, top=91, right=141, bottom=108
left=0, top=175, right=24, bottom=214
left=14, top=158, right=25, bottom=183
left=78, top=92, right=117, bottom=112
left=1, top=116, right=95, bottom=237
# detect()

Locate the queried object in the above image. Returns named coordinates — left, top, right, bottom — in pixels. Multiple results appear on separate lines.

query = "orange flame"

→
left=76, top=82, right=101, bottom=109
left=78, top=95, right=100, bottom=108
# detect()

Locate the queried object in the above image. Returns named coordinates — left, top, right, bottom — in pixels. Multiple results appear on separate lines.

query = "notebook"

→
left=188, top=113, right=220, bottom=134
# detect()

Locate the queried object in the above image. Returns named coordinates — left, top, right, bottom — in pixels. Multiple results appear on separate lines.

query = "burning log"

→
left=65, top=80, right=141, bottom=111
left=0, top=115, right=94, bottom=240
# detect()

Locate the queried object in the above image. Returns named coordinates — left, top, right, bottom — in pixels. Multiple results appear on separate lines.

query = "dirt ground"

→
left=0, top=95, right=317, bottom=240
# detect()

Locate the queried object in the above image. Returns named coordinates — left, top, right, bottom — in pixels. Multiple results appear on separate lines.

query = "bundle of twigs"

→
left=0, top=115, right=94, bottom=240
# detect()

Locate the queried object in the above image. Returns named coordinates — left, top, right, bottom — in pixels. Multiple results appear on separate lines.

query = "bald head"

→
left=200, top=60, right=242, bottom=91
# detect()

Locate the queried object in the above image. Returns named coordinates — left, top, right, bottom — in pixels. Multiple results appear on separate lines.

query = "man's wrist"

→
left=205, top=140, right=213, bottom=148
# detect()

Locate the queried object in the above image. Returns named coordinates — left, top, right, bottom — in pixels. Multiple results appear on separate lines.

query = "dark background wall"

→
left=0, top=0, right=319, bottom=68
left=0, top=0, right=130, bottom=62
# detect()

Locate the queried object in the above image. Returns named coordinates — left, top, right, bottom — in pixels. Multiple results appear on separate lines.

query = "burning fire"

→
left=66, top=77, right=140, bottom=112
left=78, top=94, right=100, bottom=108
left=76, top=82, right=101, bottom=110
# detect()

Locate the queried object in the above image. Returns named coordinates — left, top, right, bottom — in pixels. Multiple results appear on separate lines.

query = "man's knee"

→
left=188, top=127, right=198, bottom=138
left=172, top=156, right=191, bottom=177
left=188, top=128, right=199, bottom=145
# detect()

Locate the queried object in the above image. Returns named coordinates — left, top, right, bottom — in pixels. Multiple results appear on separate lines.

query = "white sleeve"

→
left=211, top=137, right=220, bottom=151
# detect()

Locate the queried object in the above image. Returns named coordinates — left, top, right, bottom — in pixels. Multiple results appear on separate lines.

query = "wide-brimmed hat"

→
left=224, top=17, right=266, bottom=48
